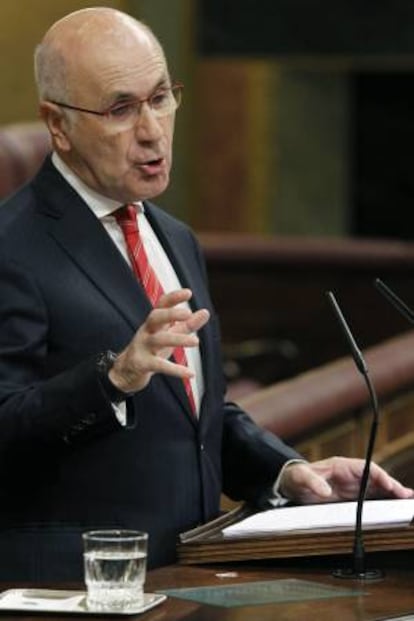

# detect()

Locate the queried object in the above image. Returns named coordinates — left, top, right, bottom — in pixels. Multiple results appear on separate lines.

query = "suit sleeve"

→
left=0, top=253, right=119, bottom=457
left=221, top=401, right=303, bottom=505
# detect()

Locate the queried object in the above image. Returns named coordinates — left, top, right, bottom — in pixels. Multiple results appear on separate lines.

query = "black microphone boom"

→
left=374, top=278, right=414, bottom=325
left=326, top=291, right=383, bottom=580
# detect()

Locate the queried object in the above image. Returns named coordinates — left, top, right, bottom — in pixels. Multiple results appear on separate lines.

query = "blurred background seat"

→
left=0, top=121, right=50, bottom=200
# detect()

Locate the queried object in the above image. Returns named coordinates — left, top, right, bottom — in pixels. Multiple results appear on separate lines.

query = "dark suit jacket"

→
left=0, top=157, right=301, bottom=581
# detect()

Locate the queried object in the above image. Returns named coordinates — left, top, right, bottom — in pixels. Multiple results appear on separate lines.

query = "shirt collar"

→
left=51, top=152, right=143, bottom=218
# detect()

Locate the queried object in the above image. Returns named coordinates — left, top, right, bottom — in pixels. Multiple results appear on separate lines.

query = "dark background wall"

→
left=198, top=1, right=414, bottom=56
left=353, top=73, right=414, bottom=240
left=197, top=0, right=414, bottom=240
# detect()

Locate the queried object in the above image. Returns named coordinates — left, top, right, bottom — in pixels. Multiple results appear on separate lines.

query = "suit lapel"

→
left=33, top=159, right=150, bottom=332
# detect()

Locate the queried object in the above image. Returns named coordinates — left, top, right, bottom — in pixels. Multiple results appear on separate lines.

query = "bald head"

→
left=34, top=8, right=164, bottom=102
left=34, top=7, right=176, bottom=203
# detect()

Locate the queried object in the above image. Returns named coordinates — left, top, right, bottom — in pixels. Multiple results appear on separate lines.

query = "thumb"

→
left=281, top=463, right=333, bottom=502
left=304, top=470, right=332, bottom=499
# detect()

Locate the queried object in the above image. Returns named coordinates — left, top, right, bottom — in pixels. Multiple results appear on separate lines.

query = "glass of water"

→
left=82, top=530, right=148, bottom=611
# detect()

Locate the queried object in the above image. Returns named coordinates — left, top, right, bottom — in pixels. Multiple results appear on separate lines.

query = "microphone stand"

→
left=374, top=278, right=414, bottom=325
left=326, top=292, right=384, bottom=580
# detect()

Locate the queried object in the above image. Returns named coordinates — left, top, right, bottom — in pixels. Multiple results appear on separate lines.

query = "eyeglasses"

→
left=48, top=82, right=183, bottom=130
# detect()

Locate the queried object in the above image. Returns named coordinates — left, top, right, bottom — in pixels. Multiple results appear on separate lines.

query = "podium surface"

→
left=146, top=563, right=414, bottom=621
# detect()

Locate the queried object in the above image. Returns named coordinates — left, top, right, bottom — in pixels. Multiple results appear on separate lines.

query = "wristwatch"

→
left=96, top=350, right=132, bottom=404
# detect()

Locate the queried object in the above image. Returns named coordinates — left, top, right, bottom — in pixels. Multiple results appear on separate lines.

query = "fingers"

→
left=109, top=289, right=209, bottom=394
left=156, top=288, right=193, bottom=309
left=367, top=462, right=414, bottom=499
left=144, top=329, right=199, bottom=353
left=281, top=457, right=414, bottom=506
left=186, top=308, right=210, bottom=332
left=146, top=289, right=209, bottom=333
left=145, top=305, right=210, bottom=336
left=145, top=305, right=194, bottom=334
left=137, top=351, right=195, bottom=379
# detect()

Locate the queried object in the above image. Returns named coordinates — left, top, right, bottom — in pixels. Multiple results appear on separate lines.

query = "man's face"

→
left=56, top=35, right=175, bottom=203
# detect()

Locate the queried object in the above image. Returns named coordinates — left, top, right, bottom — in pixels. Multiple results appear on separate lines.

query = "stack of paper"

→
left=222, top=498, right=414, bottom=537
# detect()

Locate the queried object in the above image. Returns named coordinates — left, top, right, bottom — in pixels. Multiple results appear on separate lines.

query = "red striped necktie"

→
left=114, top=204, right=196, bottom=414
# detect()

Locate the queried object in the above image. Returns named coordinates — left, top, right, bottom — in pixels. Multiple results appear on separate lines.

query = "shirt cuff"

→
left=112, top=401, right=127, bottom=426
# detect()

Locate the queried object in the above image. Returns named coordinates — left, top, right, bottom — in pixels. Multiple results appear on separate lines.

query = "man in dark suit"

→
left=0, top=8, right=411, bottom=581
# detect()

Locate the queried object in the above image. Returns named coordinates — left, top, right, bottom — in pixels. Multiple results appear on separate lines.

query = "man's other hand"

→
left=279, top=456, right=414, bottom=504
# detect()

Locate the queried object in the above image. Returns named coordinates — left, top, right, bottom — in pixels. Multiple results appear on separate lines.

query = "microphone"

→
left=374, top=278, right=414, bottom=325
left=326, top=291, right=383, bottom=580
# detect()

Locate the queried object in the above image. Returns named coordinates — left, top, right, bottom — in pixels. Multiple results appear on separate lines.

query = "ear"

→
left=39, top=101, right=72, bottom=152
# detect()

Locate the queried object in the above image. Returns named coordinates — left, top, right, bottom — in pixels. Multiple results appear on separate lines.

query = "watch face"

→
left=106, top=350, right=118, bottom=365
left=98, top=351, right=117, bottom=372
left=97, top=351, right=129, bottom=403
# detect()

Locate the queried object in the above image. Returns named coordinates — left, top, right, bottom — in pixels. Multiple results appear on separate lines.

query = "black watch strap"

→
left=96, top=350, right=132, bottom=404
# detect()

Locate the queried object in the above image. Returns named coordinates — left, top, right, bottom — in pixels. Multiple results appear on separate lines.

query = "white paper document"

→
left=222, top=498, right=414, bottom=538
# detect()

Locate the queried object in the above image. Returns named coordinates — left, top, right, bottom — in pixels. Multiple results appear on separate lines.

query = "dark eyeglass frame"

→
left=47, top=82, right=183, bottom=119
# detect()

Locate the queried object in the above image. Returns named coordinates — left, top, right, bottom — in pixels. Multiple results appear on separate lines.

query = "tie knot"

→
left=114, top=204, right=137, bottom=226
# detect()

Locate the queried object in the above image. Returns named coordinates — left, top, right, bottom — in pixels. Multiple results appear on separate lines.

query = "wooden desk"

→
left=144, top=563, right=414, bottom=621
left=1, top=562, right=413, bottom=620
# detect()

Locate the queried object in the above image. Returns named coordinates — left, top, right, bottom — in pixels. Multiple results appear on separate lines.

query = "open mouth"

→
left=137, top=158, right=164, bottom=175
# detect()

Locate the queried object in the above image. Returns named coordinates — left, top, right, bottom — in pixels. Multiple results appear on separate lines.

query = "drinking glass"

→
left=83, top=530, right=148, bottom=611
